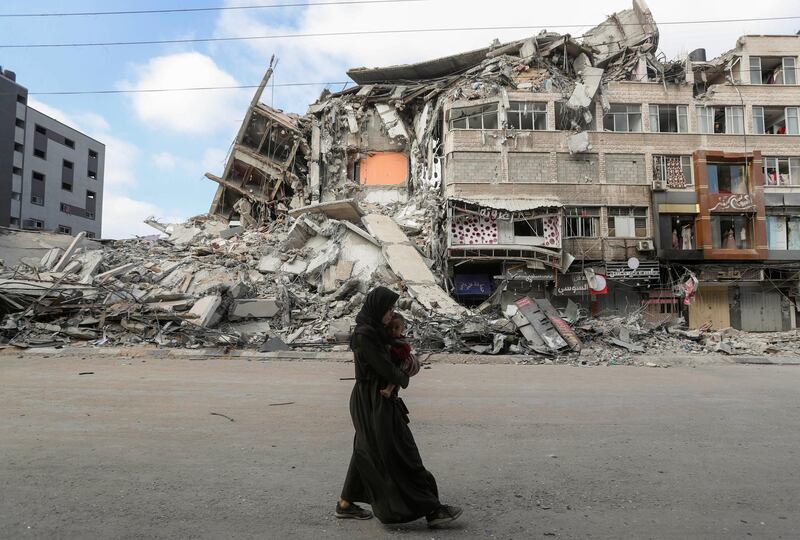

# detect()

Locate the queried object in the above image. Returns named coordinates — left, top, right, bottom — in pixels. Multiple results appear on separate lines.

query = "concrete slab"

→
left=229, top=299, right=280, bottom=320
left=187, top=295, right=222, bottom=328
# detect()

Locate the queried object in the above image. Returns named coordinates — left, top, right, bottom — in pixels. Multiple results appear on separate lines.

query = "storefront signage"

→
left=605, top=261, right=660, bottom=282
left=501, top=271, right=554, bottom=283
left=478, top=207, right=555, bottom=221
left=454, top=274, right=493, bottom=296
left=555, top=272, right=589, bottom=295
left=709, top=194, right=755, bottom=212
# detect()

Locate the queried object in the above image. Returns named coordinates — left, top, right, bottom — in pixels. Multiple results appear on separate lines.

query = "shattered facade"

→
left=4, top=1, right=800, bottom=360
left=207, top=0, right=800, bottom=336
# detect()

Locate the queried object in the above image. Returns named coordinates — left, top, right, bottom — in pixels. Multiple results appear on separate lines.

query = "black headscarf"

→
left=352, top=286, right=399, bottom=346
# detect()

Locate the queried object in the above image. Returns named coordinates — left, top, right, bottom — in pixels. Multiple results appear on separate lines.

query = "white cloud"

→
left=214, top=0, right=800, bottom=114
left=201, top=147, right=228, bottom=173
left=27, top=97, right=177, bottom=239
left=153, top=151, right=179, bottom=170
left=123, top=52, right=247, bottom=134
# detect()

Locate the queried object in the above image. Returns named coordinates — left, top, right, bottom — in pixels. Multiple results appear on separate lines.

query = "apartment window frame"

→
left=707, top=162, right=749, bottom=194
left=506, top=101, right=547, bottom=131
left=654, top=155, right=693, bottom=188
left=85, top=231, right=97, bottom=239
left=763, top=157, right=800, bottom=186
left=649, top=104, right=688, bottom=133
left=607, top=207, right=648, bottom=238
left=697, top=106, right=714, bottom=133
left=603, top=104, right=642, bottom=132
left=15, top=118, right=24, bottom=128
left=564, top=207, right=600, bottom=238
left=24, top=219, right=44, bottom=230
left=64, top=138, right=75, bottom=149
left=34, top=124, right=47, bottom=135
left=448, top=102, right=499, bottom=130
left=767, top=214, right=800, bottom=250
left=724, top=106, right=744, bottom=134
left=750, top=56, right=798, bottom=85
left=58, top=225, right=72, bottom=235
left=753, top=106, right=800, bottom=135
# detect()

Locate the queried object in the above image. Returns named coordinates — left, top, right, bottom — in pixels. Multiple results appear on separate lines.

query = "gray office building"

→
left=1, top=67, right=104, bottom=238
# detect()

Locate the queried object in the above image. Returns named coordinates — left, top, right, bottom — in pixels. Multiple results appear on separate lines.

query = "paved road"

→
left=1, top=354, right=799, bottom=539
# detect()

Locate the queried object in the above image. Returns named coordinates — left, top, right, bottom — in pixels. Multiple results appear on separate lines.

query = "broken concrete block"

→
left=328, top=319, right=353, bottom=343
left=257, top=254, right=282, bottom=274
left=281, top=259, right=308, bottom=275
left=282, top=218, right=315, bottom=250
left=187, top=295, right=222, bottom=328
left=52, top=231, right=86, bottom=272
left=39, top=248, right=64, bottom=271
left=229, top=298, right=280, bottom=321
left=228, top=320, right=272, bottom=338
left=375, top=103, right=409, bottom=141
left=258, top=337, right=289, bottom=352
left=520, top=38, right=536, bottom=61
left=567, top=131, right=591, bottom=154
left=219, top=226, right=244, bottom=240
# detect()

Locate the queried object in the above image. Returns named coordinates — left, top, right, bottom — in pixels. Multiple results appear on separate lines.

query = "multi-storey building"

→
left=206, top=1, right=800, bottom=331
left=0, top=67, right=104, bottom=238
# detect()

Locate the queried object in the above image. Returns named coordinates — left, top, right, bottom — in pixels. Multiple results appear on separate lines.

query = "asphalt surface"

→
left=1, top=353, right=799, bottom=539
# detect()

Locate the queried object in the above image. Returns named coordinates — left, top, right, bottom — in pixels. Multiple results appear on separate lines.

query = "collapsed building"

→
left=2, top=0, right=800, bottom=359
left=206, top=0, right=800, bottom=333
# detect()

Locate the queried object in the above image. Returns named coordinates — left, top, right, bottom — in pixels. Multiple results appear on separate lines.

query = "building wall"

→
left=0, top=71, right=26, bottom=228
left=20, top=108, right=105, bottom=237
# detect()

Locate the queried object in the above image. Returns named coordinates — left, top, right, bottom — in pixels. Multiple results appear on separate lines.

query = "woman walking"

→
left=335, top=286, right=462, bottom=527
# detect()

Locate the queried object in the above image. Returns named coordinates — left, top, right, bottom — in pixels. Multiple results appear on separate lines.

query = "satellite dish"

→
left=591, top=274, right=607, bottom=292
left=628, top=257, right=640, bottom=270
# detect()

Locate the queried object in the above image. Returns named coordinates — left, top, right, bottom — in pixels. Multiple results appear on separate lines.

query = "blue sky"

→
left=2, top=0, right=798, bottom=237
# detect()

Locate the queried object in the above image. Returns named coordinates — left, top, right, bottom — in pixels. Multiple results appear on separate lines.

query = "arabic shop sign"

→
left=555, top=272, right=589, bottom=295
left=454, top=274, right=493, bottom=296
left=605, top=262, right=660, bottom=282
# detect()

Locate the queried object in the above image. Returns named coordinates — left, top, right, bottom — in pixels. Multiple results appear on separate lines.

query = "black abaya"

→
left=340, top=287, right=441, bottom=524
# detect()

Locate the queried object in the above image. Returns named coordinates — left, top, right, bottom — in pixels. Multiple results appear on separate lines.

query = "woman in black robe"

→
left=335, top=286, right=462, bottom=527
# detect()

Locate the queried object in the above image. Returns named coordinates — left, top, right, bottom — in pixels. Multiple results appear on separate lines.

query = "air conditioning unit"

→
left=652, top=179, right=666, bottom=191
left=637, top=240, right=655, bottom=251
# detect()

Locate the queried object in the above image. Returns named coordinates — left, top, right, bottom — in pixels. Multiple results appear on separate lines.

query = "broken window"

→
left=603, top=104, right=642, bottom=132
left=564, top=207, right=600, bottom=238
left=712, top=215, right=753, bottom=249
left=750, top=56, right=798, bottom=85
left=607, top=207, right=647, bottom=238
left=649, top=104, right=688, bottom=133
left=449, top=103, right=498, bottom=130
left=653, top=155, right=692, bottom=188
left=555, top=102, right=595, bottom=131
left=58, top=225, right=72, bottom=235
left=767, top=215, right=800, bottom=250
left=708, top=162, right=748, bottom=194
left=85, top=231, right=96, bottom=239
left=513, top=218, right=544, bottom=237
left=261, top=125, right=294, bottom=163
left=696, top=106, right=742, bottom=134
left=752, top=106, right=800, bottom=135
left=88, top=149, right=98, bottom=179
left=23, top=219, right=44, bottom=230
left=763, top=157, right=800, bottom=186
left=506, top=102, right=546, bottom=130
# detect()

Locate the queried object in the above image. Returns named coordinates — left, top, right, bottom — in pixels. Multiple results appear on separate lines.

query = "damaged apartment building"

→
left=206, top=1, right=800, bottom=333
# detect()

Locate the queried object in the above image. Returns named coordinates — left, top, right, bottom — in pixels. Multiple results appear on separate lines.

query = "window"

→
left=767, top=215, right=800, bottom=250
left=35, top=125, right=47, bottom=135
left=58, top=225, right=72, bottom=235
left=86, top=212, right=96, bottom=220
left=667, top=216, right=696, bottom=250
left=62, top=182, right=72, bottom=191
left=15, top=118, right=24, bottom=128
left=12, top=166, right=22, bottom=175
left=654, top=155, right=692, bottom=188
left=712, top=215, right=753, bottom=249
left=23, top=219, right=44, bottom=230
left=697, top=106, right=715, bottom=133
left=33, top=149, right=46, bottom=159
left=89, top=149, right=98, bottom=159
left=555, top=101, right=596, bottom=131
left=87, top=191, right=96, bottom=200
left=513, top=218, right=544, bottom=237
left=603, top=104, right=642, bottom=132
left=750, top=56, right=798, bottom=85
left=506, top=101, right=547, bottom=130
left=88, top=149, right=99, bottom=179
left=10, top=217, right=20, bottom=227
left=63, top=160, right=73, bottom=169
left=608, top=207, right=647, bottom=237
left=449, top=103, right=498, bottom=130
left=64, top=138, right=75, bottom=149
left=564, top=207, right=600, bottom=238
left=649, top=104, right=688, bottom=133
left=32, top=171, right=44, bottom=181
left=85, top=231, right=96, bottom=239
left=16, top=94, right=26, bottom=104
left=11, top=191, right=21, bottom=201
left=14, top=143, right=23, bottom=152
left=753, top=106, right=800, bottom=135
left=725, top=106, right=744, bottom=134
left=764, top=157, right=800, bottom=186
left=708, top=163, right=748, bottom=194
